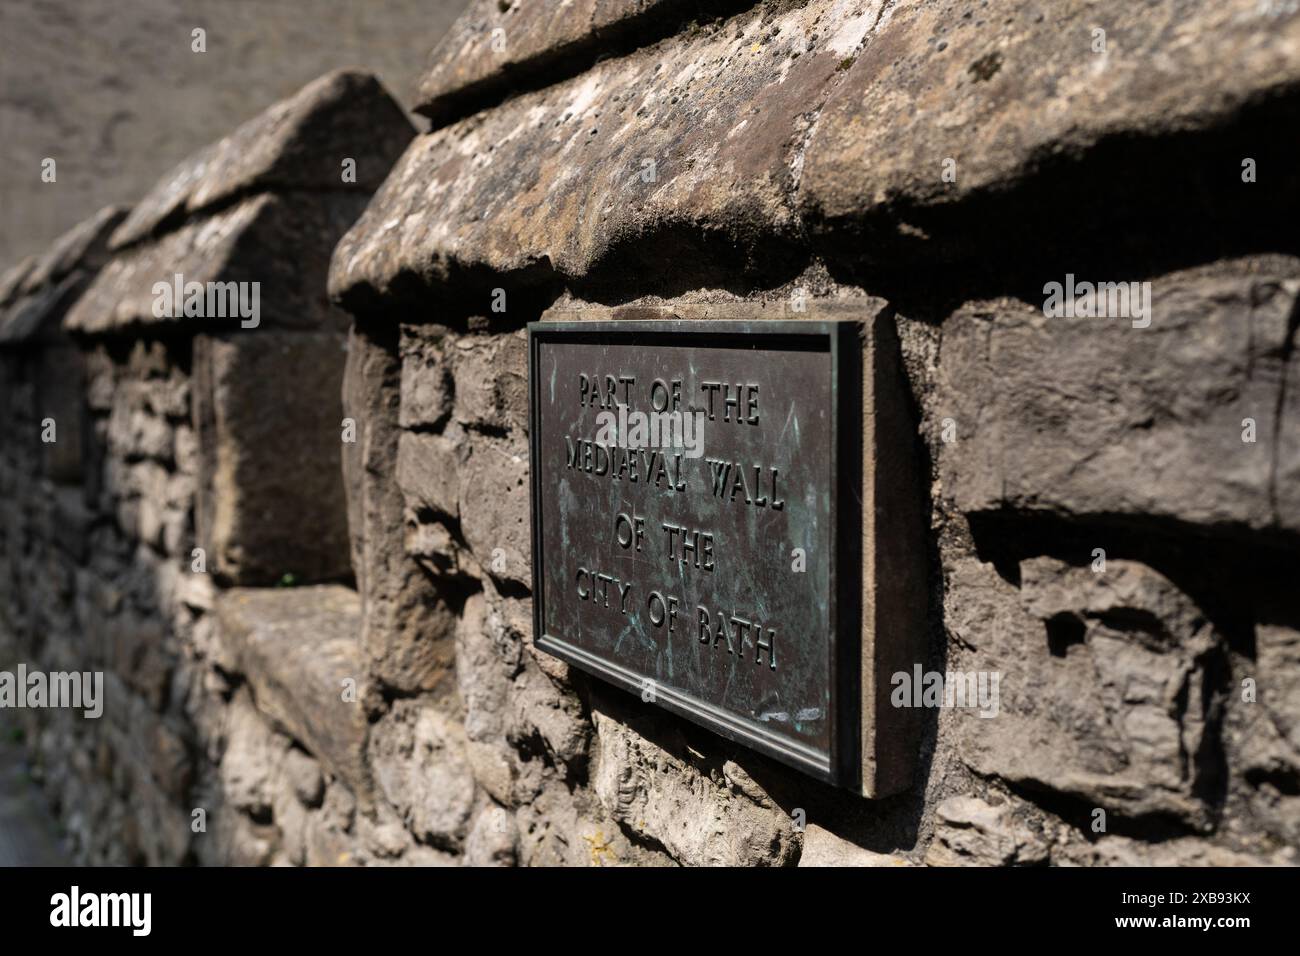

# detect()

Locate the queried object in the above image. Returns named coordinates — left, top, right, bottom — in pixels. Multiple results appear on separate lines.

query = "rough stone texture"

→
left=935, top=264, right=1300, bottom=536
left=802, top=0, right=1300, bottom=242
left=331, top=0, right=888, bottom=307
left=1258, top=625, right=1300, bottom=755
left=192, top=331, right=351, bottom=585
left=945, top=554, right=1226, bottom=827
left=416, top=0, right=749, bottom=122
left=464, top=804, right=518, bottom=866
left=1057, top=836, right=1294, bottom=868
left=591, top=705, right=799, bottom=866
left=925, top=797, right=1049, bottom=867
left=66, top=193, right=369, bottom=336
left=342, top=321, right=459, bottom=696
left=368, top=700, right=477, bottom=848
left=396, top=431, right=462, bottom=519
left=0, top=330, right=200, bottom=864
left=394, top=325, right=533, bottom=588
left=215, top=587, right=370, bottom=808
left=799, top=824, right=910, bottom=867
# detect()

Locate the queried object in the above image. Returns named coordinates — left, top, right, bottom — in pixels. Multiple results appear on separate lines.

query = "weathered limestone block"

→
left=214, top=586, right=370, bottom=807
left=59, top=63, right=416, bottom=460
left=270, top=749, right=330, bottom=866
left=342, top=322, right=398, bottom=597
left=798, top=824, right=911, bottom=867
left=173, top=421, right=199, bottom=476
left=0, top=274, right=82, bottom=348
left=192, top=331, right=350, bottom=585
left=1056, top=836, right=1290, bottom=867
left=271, top=792, right=309, bottom=867
left=394, top=326, right=531, bottom=591
left=67, top=193, right=368, bottom=337
left=126, top=781, right=198, bottom=866
left=220, top=688, right=291, bottom=822
left=455, top=592, right=518, bottom=804
left=464, top=804, right=518, bottom=867
left=357, top=800, right=424, bottom=862
left=448, top=329, right=528, bottom=433
left=398, top=324, right=453, bottom=430
left=454, top=581, right=590, bottom=804
left=282, top=747, right=326, bottom=809
left=142, top=372, right=190, bottom=420
left=591, top=706, right=798, bottom=866
left=1222, top=618, right=1300, bottom=848
left=1279, top=372, right=1300, bottom=531
left=343, top=322, right=458, bottom=694
left=406, top=519, right=465, bottom=579
left=396, top=430, right=461, bottom=519
left=801, top=0, right=1300, bottom=241
left=456, top=431, right=531, bottom=588
left=304, top=781, right=360, bottom=866
left=1257, top=624, right=1300, bottom=755
left=83, top=347, right=115, bottom=412
left=400, top=846, right=463, bottom=866
left=924, top=796, right=1049, bottom=867
left=111, top=70, right=415, bottom=250
left=510, top=775, right=666, bottom=866
left=946, top=554, right=1224, bottom=825
left=509, top=673, right=589, bottom=777
left=86, top=689, right=196, bottom=862
left=330, top=0, right=886, bottom=306
left=417, top=0, right=750, bottom=122
left=935, top=264, right=1300, bottom=534
left=1223, top=689, right=1300, bottom=849
left=367, top=700, right=477, bottom=849
left=197, top=811, right=279, bottom=867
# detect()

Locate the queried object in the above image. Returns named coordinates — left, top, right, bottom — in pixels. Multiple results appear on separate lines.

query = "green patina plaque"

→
left=529, top=319, right=865, bottom=785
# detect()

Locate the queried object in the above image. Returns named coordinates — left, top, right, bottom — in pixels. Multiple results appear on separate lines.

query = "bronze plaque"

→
left=529, top=320, right=861, bottom=785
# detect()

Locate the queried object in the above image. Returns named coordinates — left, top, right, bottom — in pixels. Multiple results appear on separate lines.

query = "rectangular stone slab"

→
left=528, top=308, right=927, bottom=795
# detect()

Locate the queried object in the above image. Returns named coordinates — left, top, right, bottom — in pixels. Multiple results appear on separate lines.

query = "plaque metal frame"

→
left=528, top=319, right=863, bottom=789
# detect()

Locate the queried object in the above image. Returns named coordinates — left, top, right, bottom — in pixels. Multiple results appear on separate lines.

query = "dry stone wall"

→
left=0, top=0, right=1297, bottom=867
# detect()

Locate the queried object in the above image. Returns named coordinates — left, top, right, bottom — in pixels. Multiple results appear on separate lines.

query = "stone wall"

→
left=325, top=0, right=1300, bottom=866
left=1, top=0, right=1297, bottom=867
left=0, top=70, right=419, bottom=865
